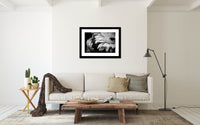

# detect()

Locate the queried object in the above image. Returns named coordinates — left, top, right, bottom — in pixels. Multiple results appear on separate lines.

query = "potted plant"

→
left=31, top=76, right=40, bottom=89
left=27, top=83, right=32, bottom=89
left=24, top=68, right=31, bottom=89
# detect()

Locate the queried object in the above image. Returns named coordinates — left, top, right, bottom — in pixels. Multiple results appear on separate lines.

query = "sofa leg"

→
left=136, top=103, right=139, bottom=114
left=59, top=104, right=63, bottom=115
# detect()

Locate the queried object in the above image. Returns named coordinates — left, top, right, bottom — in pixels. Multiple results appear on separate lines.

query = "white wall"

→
left=148, top=12, right=200, bottom=108
left=0, top=11, right=52, bottom=105
left=52, top=1, right=147, bottom=74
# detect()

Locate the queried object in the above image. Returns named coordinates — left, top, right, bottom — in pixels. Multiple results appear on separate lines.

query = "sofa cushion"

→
left=55, top=73, right=84, bottom=91
left=83, top=90, right=115, bottom=99
left=49, top=91, right=83, bottom=101
left=116, top=91, right=150, bottom=101
left=126, top=74, right=149, bottom=92
left=85, top=73, right=114, bottom=91
left=107, top=77, right=130, bottom=92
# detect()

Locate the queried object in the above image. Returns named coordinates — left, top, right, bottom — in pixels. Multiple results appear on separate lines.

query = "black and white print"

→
left=80, top=27, right=121, bottom=58
left=85, top=32, right=116, bottom=53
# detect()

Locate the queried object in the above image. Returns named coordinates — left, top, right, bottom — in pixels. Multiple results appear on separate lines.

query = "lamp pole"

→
left=144, top=49, right=170, bottom=111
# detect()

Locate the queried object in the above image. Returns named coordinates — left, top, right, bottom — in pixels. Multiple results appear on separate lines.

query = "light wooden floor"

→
left=0, top=105, right=199, bottom=124
left=173, top=107, right=200, bottom=125
left=0, top=105, right=21, bottom=121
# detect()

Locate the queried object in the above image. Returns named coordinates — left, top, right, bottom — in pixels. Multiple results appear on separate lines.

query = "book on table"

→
left=109, top=98, right=120, bottom=103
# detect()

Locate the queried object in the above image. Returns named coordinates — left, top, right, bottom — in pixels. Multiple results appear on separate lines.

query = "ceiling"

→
left=153, top=0, right=196, bottom=6
left=148, top=0, right=200, bottom=11
left=0, top=0, right=200, bottom=11
left=9, top=0, right=49, bottom=6
left=0, top=0, right=50, bottom=11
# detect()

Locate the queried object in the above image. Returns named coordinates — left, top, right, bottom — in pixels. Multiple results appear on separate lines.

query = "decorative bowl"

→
left=78, top=98, right=98, bottom=104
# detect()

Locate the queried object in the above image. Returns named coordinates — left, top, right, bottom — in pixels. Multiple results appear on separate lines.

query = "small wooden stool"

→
left=19, top=87, right=40, bottom=113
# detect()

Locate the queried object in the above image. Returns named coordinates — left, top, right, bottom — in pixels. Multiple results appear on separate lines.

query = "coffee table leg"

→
left=118, top=108, right=126, bottom=123
left=74, top=108, right=82, bottom=124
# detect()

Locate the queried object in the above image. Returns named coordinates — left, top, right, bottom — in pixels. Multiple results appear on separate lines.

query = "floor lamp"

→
left=144, top=48, right=171, bottom=111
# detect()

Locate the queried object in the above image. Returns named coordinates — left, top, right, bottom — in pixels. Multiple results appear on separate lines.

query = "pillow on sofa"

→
left=126, top=74, right=149, bottom=93
left=107, top=77, right=130, bottom=92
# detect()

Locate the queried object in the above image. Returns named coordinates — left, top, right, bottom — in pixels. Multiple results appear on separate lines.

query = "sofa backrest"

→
left=53, top=73, right=149, bottom=92
left=55, top=73, right=84, bottom=91
left=85, top=73, right=114, bottom=91
left=115, top=73, right=149, bottom=78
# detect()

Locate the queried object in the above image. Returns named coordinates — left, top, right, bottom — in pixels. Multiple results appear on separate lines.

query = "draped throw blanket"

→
left=30, top=73, right=72, bottom=117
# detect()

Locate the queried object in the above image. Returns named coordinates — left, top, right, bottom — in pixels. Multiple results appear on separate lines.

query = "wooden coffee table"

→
left=62, top=100, right=138, bottom=124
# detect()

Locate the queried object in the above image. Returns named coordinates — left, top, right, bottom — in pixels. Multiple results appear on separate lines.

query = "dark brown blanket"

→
left=30, top=73, right=72, bottom=117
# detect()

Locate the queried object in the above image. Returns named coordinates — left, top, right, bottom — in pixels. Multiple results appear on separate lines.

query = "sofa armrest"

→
left=45, top=77, right=50, bottom=102
left=147, top=76, right=153, bottom=103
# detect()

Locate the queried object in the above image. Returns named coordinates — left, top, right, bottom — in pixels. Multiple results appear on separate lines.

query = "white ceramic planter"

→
left=24, top=78, right=31, bottom=89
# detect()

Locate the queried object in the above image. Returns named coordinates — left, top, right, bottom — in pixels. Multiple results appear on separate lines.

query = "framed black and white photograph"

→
left=80, top=27, right=121, bottom=58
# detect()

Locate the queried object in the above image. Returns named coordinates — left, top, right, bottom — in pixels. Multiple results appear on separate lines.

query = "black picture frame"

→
left=79, top=27, right=121, bottom=58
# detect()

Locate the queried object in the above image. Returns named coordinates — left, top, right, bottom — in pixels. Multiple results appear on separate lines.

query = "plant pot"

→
left=24, top=77, right=31, bottom=89
left=32, top=83, right=39, bottom=89
left=27, top=85, right=31, bottom=89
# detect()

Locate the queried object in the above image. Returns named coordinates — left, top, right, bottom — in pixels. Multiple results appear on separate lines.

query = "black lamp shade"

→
left=144, top=49, right=152, bottom=57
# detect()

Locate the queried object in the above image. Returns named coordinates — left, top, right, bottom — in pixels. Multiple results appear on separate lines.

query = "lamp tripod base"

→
left=159, top=108, right=171, bottom=111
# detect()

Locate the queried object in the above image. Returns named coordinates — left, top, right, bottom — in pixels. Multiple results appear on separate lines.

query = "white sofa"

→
left=45, top=73, right=153, bottom=112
